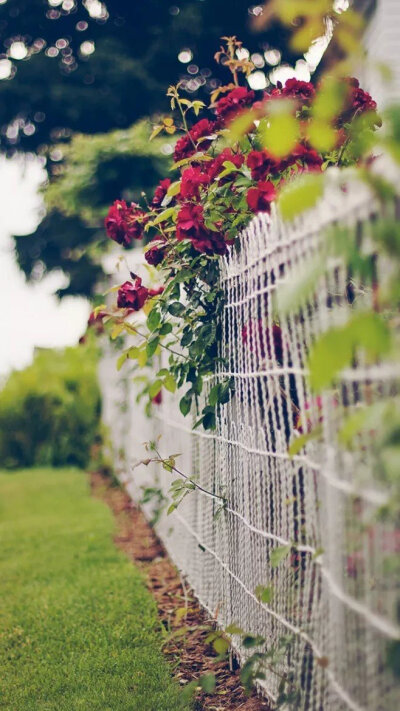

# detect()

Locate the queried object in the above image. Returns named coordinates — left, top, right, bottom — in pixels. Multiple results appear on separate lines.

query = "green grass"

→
left=0, top=468, right=187, bottom=711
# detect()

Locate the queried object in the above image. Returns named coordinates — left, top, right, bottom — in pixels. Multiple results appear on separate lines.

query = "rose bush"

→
left=96, top=37, right=379, bottom=429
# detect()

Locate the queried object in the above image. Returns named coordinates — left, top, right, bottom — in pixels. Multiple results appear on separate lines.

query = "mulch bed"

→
left=91, top=471, right=270, bottom=711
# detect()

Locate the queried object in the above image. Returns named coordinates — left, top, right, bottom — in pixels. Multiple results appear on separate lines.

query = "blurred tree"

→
left=0, top=0, right=297, bottom=297
left=0, top=1, right=296, bottom=153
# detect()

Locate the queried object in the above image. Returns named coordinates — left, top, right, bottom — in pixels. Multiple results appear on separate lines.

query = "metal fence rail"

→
left=99, top=170, right=400, bottom=711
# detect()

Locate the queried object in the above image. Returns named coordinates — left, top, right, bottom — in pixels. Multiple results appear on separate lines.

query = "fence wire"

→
left=99, top=170, right=400, bottom=711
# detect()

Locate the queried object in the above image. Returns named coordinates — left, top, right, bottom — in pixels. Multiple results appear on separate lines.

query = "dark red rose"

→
left=192, top=231, right=228, bottom=256
left=285, top=144, right=323, bottom=171
left=173, top=118, right=216, bottom=163
left=152, top=178, right=171, bottom=207
left=190, top=118, right=216, bottom=144
left=281, top=78, right=315, bottom=102
left=338, top=78, right=380, bottom=127
left=105, top=200, right=147, bottom=246
left=207, top=148, right=244, bottom=181
left=173, top=133, right=195, bottom=163
left=176, top=204, right=205, bottom=241
left=246, top=181, right=276, bottom=213
left=117, top=277, right=149, bottom=311
left=145, top=235, right=167, bottom=267
left=176, top=203, right=227, bottom=255
left=180, top=165, right=210, bottom=199
left=215, top=87, right=255, bottom=123
left=247, top=150, right=280, bottom=181
left=351, top=87, right=377, bottom=113
left=242, top=319, right=283, bottom=363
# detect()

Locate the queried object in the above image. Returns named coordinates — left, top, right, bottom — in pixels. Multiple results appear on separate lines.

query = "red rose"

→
left=145, top=235, right=167, bottom=267
left=173, top=119, right=216, bottom=163
left=190, top=118, right=216, bottom=144
left=281, top=78, right=315, bottom=102
left=180, top=165, right=210, bottom=199
left=247, top=150, right=280, bottom=181
left=215, top=87, right=255, bottom=123
left=338, top=78, right=380, bottom=127
left=176, top=204, right=205, bottom=241
left=152, top=178, right=171, bottom=207
left=286, top=143, right=323, bottom=171
left=176, top=204, right=227, bottom=255
left=117, top=277, right=149, bottom=310
left=207, top=148, right=244, bottom=181
left=246, top=181, right=276, bottom=213
left=173, top=133, right=195, bottom=164
left=105, top=200, right=147, bottom=246
left=192, top=231, right=228, bottom=256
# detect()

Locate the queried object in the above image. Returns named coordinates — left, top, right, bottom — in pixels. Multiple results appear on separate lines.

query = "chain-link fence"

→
left=99, top=168, right=400, bottom=710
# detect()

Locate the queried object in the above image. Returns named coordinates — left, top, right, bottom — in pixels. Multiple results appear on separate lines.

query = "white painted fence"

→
left=99, top=167, right=400, bottom=710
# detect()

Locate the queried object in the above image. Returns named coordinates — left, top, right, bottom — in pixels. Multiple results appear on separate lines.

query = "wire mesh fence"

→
left=99, top=169, right=400, bottom=710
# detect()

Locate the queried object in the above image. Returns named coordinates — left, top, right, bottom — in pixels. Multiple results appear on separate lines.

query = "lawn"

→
left=0, top=468, right=187, bottom=711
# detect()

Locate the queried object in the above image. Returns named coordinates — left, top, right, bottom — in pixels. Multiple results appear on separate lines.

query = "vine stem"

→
left=125, top=323, right=187, bottom=360
left=154, top=445, right=226, bottom=503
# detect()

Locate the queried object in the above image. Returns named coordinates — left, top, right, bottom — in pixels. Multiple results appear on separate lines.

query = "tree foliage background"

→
left=0, top=0, right=299, bottom=297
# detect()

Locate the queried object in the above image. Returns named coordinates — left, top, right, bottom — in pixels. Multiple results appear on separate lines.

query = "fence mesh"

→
left=99, top=170, right=400, bottom=711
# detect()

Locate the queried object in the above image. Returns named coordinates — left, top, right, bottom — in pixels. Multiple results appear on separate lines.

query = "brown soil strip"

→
left=91, top=471, right=270, bottom=711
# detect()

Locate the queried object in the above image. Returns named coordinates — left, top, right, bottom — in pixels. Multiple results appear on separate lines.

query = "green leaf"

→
left=258, top=112, right=299, bottom=158
left=151, top=206, right=177, bottom=226
left=227, top=109, right=258, bottom=145
left=146, top=336, right=160, bottom=358
left=167, top=502, right=177, bottom=515
left=181, top=329, right=193, bottom=347
left=202, top=410, right=216, bottom=430
left=208, top=384, right=220, bottom=407
left=147, top=308, right=161, bottom=332
left=159, top=322, right=173, bottom=336
left=167, top=180, right=181, bottom=197
left=110, top=322, right=125, bottom=339
left=225, top=624, right=244, bottom=635
left=279, top=173, right=324, bottom=221
left=288, top=424, right=323, bottom=457
left=116, top=352, right=128, bottom=371
left=270, top=545, right=291, bottom=568
left=149, top=380, right=162, bottom=399
left=213, top=637, right=230, bottom=655
left=308, top=120, right=337, bottom=152
left=242, top=635, right=265, bottom=649
left=179, top=394, right=192, bottom=416
left=254, top=585, right=274, bottom=604
left=168, top=302, right=185, bottom=317
left=275, top=255, right=326, bottom=316
left=200, top=673, right=216, bottom=694
left=308, top=312, right=391, bottom=392
left=163, top=373, right=176, bottom=393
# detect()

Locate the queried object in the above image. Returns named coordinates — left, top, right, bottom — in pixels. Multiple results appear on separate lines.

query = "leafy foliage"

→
left=98, top=36, right=379, bottom=430
left=0, top=343, right=101, bottom=468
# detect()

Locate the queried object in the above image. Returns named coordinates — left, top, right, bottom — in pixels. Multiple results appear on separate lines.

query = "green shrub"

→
left=0, top=343, right=101, bottom=469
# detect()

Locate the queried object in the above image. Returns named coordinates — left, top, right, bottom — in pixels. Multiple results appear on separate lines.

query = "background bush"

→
left=0, top=343, right=101, bottom=469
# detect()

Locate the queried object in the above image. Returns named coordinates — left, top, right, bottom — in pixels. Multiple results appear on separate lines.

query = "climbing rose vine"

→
left=93, top=37, right=379, bottom=429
